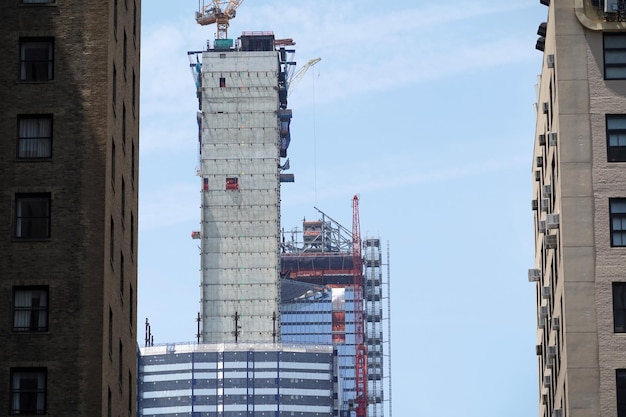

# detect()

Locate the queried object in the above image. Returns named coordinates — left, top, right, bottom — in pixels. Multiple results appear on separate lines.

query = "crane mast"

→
left=353, top=195, right=368, bottom=417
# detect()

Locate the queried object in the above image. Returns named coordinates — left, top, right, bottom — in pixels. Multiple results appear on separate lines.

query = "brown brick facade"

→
left=0, top=1, right=140, bottom=416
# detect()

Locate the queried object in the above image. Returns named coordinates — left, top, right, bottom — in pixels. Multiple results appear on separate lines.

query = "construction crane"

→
left=195, top=0, right=243, bottom=40
left=352, top=195, right=368, bottom=417
left=287, top=57, right=321, bottom=95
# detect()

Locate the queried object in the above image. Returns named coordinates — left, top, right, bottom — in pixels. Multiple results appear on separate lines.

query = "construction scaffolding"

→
left=190, top=32, right=295, bottom=344
left=280, top=204, right=392, bottom=417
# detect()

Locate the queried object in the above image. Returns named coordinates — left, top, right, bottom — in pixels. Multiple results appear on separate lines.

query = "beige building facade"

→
left=0, top=1, right=140, bottom=416
left=532, top=1, right=626, bottom=416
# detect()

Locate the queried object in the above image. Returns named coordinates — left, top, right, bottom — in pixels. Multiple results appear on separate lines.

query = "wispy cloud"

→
left=238, top=1, right=537, bottom=102
left=139, top=1, right=539, bottom=151
left=283, top=149, right=529, bottom=207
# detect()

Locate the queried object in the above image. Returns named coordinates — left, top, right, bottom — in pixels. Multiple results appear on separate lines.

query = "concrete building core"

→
left=196, top=33, right=290, bottom=343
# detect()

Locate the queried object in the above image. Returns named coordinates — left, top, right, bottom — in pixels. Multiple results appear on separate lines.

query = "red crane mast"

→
left=352, top=195, right=368, bottom=417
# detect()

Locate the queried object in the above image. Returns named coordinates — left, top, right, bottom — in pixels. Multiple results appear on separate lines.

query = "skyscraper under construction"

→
left=137, top=3, right=391, bottom=417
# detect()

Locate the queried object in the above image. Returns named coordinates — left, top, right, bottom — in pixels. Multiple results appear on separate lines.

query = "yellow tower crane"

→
left=288, top=58, right=321, bottom=95
left=196, top=0, right=244, bottom=40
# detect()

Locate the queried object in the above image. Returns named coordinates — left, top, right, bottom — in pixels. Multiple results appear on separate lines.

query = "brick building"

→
left=0, top=1, right=140, bottom=416
left=531, top=1, right=626, bottom=416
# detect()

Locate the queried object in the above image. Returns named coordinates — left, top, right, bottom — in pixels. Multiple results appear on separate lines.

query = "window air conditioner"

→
left=542, top=393, right=548, bottom=405
left=538, top=220, right=547, bottom=234
left=542, top=184, right=552, bottom=197
left=536, top=156, right=544, bottom=167
left=536, top=344, right=543, bottom=355
left=547, top=213, right=560, bottom=229
left=549, top=132, right=558, bottom=146
left=532, top=199, right=539, bottom=211
left=551, top=317, right=560, bottom=331
left=539, top=134, right=546, bottom=146
left=535, top=170, right=542, bottom=181
left=548, top=345, right=558, bottom=357
left=540, top=305, right=549, bottom=319
left=545, top=234, right=558, bottom=249
left=546, top=355, right=555, bottom=368
left=528, top=268, right=541, bottom=282
left=542, top=286, right=552, bottom=299
left=538, top=316, right=546, bottom=329
left=553, top=409, right=563, bottom=417
left=541, top=198, right=550, bottom=212
left=543, top=375, right=552, bottom=387
left=547, top=54, right=555, bottom=68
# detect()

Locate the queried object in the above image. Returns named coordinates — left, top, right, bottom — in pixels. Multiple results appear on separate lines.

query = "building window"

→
left=611, top=199, right=626, bottom=247
left=107, top=387, right=112, bottom=417
left=608, top=115, right=626, bottom=162
left=619, top=369, right=626, bottom=417
left=219, top=77, right=226, bottom=87
left=133, top=1, right=137, bottom=41
left=121, top=178, right=126, bottom=222
left=226, top=177, right=239, bottom=190
left=132, top=70, right=136, bottom=114
left=118, top=341, right=123, bottom=385
left=131, top=142, right=136, bottom=187
left=130, top=212, right=134, bottom=254
left=605, top=33, right=626, bottom=79
left=120, top=252, right=125, bottom=295
left=15, top=194, right=50, bottom=239
left=19, top=38, right=53, bottom=81
left=10, top=368, right=47, bottom=415
left=110, top=217, right=115, bottom=264
left=113, top=0, right=118, bottom=35
left=112, top=64, right=117, bottom=109
left=111, top=140, right=116, bottom=187
left=13, top=287, right=48, bottom=332
left=20, top=0, right=55, bottom=4
left=109, top=308, right=113, bottom=359
left=128, top=371, right=132, bottom=412
left=18, top=115, right=52, bottom=159
left=122, top=104, right=127, bottom=149
left=123, top=31, right=128, bottom=73
left=615, top=283, right=626, bottom=332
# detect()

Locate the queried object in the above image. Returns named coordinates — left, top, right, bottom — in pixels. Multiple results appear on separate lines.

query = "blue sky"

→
left=138, top=1, right=547, bottom=416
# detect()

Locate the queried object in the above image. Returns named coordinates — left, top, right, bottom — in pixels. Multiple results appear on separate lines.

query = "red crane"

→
left=352, top=195, right=368, bottom=417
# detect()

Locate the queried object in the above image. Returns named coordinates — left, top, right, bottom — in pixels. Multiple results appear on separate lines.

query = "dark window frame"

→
left=15, top=193, right=51, bottom=239
left=10, top=368, right=47, bottom=415
left=19, top=38, right=54, bottom=82
left=618, top=369, right=626, bottom=417
left=605, top=33, right=626, bottom=80
left=611, top=199, right=626, bottom=247
left=607, top=115, right=626, bottom=162
left=12, top=286, right=49, bottom=332
left=17, top=114, right=52, bottom=159
left=614, top=283, right=626, bottom=333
